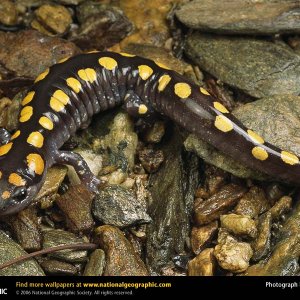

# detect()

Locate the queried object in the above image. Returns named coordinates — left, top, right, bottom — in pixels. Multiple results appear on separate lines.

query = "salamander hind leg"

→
left=55, top=150, right=101, bottom=194
left=123, top=90, right=159, bottom=131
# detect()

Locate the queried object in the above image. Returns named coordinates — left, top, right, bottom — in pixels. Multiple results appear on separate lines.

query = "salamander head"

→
left=0, top=151, right=46, bottom=216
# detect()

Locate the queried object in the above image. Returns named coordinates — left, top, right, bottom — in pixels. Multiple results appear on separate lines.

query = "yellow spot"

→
left=27, top=153, right=45, bottom=175
left=155, top=61, right=170, bottom=70
left=39, top=116, right=54, bottom=130
left=50, top=90, right=70, bottom=112
left=200, top=87, right=210, bottom=95
left=158, top=75, right=171, bottom=92
left=34, top=68, right=49, bottom=83
left=213, top=102, right=229, bottom=113
left=8, top=173, right=26, bottom=186
left=138, top=104, right=148, bottom=114
left=19, top=106, right=33, bottom=122
left=174, top=83, right=191, bottom=99
left=0, top=142, right=12, bottom=156
left=99, top=57, right=118, bottom=70
left=120, top=52, right=135, bottom=57
left=252, top=146, right=268, bottom=161
left=138, top=65, right=153, bottom=80
left=214, top=115, right=233, bottom=132
left=21, top=91, right=35, bottom=106
left=0, top=171, right=2, bottom=179
left=281, top=151, right=299, bottom=165
left=66, top=77, right=82, bottom=93
left=27, top=132, right=44, bottom=148
left=87, top=50, right=99, bottom=54
left=58, top=57, right=69, bottom=64
left=11, top=130, right=20, bottom=140
left=78, top=68, right=97, bottom=83
left=247, top=129, right=264, bottom=144
left=2, top=191, right=10, bottom=199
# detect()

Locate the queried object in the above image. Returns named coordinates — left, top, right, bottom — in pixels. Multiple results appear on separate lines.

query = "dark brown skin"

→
left=0, top=51, right=298, bottom=215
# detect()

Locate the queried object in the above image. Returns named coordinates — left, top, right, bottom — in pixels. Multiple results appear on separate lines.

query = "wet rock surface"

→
left=185, top=33, right=300, bottom=98
left=83, top=249, right=105, bottom=276
left=146, top=128, right=200, bottom=273
left=96, top=225, right=148, bottom=276
left=93, top=185, right=151, bottom=228
left=194, top=184, right=247, bottom=226
left=176, top=0, right=300, bottom=34
left=0, top=230, right=44, bottom=276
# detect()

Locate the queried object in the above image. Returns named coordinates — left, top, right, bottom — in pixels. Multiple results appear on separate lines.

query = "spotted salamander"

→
left=0, top=51, right=298, bottom=215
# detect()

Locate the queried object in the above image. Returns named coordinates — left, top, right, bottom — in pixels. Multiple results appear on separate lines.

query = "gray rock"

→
left=0, top=230, right=44, bottom=276
left=93, top=185, right=151, bottom=228
left=146, top=127, right=200, bottom=273
left=83, top=249, right=105, bottom=276
left=185, top=33, right=300, bottom=98
left=176, top=0, right=300, bottom=35
left=42, top=229, right=88, bottom=263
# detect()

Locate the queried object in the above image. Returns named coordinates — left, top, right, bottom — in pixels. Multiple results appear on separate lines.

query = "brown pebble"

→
left=0, top=0, right=18, bottom=26
left=188, top=248, right=215, bottom=276
left=194, top=184, right=247, bottom=225
left=252, top=212, right=272, bottom=261
left=235, top=186, right=270, bottom=218
left=95, top=225, right=148, bottom=276
left=56, top=184, right=94, bottom=233
left=191, top=221, right=218, bottom=255
left=138, top=148, right=164, bottom=173
left=7, top=207, right=41, bottom=252
left=143, top=121, right=166, bottom=143
left=41, top=259, right=78, bottom=276
left=269, top=196, right=292, bottom=221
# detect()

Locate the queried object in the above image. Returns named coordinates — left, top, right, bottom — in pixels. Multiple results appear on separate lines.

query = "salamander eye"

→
left=12, top=187, right=27, bottom=202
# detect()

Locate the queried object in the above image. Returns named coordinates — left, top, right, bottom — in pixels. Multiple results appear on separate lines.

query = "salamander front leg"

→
left=55, top=151, right=101, bottom=194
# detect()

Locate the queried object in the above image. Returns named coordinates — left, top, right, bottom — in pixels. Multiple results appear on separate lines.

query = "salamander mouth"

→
left=0, top=196, right=33, bottom=216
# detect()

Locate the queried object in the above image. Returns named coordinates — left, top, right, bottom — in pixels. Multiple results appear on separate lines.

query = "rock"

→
left=93, top=185, right=151, bottom=228
left=138, top=148, right=164, bottom=173
left=251, top=212, right=272, bottom=261
left=234, top=187, right=270, bottom=219
left=194, top=184, right=247, bottom=226
left=188, top=248, right=215, bottom=276
left=190, top=221, right=218, bottom=255
left=96, top=112, right=138, bottom=171
left=119, top=1, right=173, bottom=48
left=0, top=30, right=80, bottom=79
left=0, top=0, right=18, bottom=26
left=142, top=121, right=166, bottom=144
left=35, top=165, right=68, bottom=202
left=42, top=229, right=88, bottom=263
left=56, top=185, right=94, bottom=233
left=83, top=249, right=105, bottom=276
left=214, top=229, right=253, bottom=273
left=95, top=225, right=148, bottom=276
left=220, top=214, right=257, bottom=239
left=185, top=33, right=300, bottom=98
left=146, top=127, right=200, bottom=272
left=40, top=259, right=78, bottom=275
left=269, top=196, right=292, bottom=221
left=0, top=230, right=44, bottom=276
left=32, top=4, right=72, bottom=35
left=7, top=207, right=41, bottom=252
left=176, top=0, right=300, bottom=35
left=55, top=0, right=85, bottom=5
left=0, top=97, right=12, bottom=128
left=244, top=200, right=300, bottom=276
left=70, top=2, right=132, bottom=50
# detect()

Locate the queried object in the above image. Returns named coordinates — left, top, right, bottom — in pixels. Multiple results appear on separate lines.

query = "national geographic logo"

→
left=0, top=289, right=7, bottom=295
